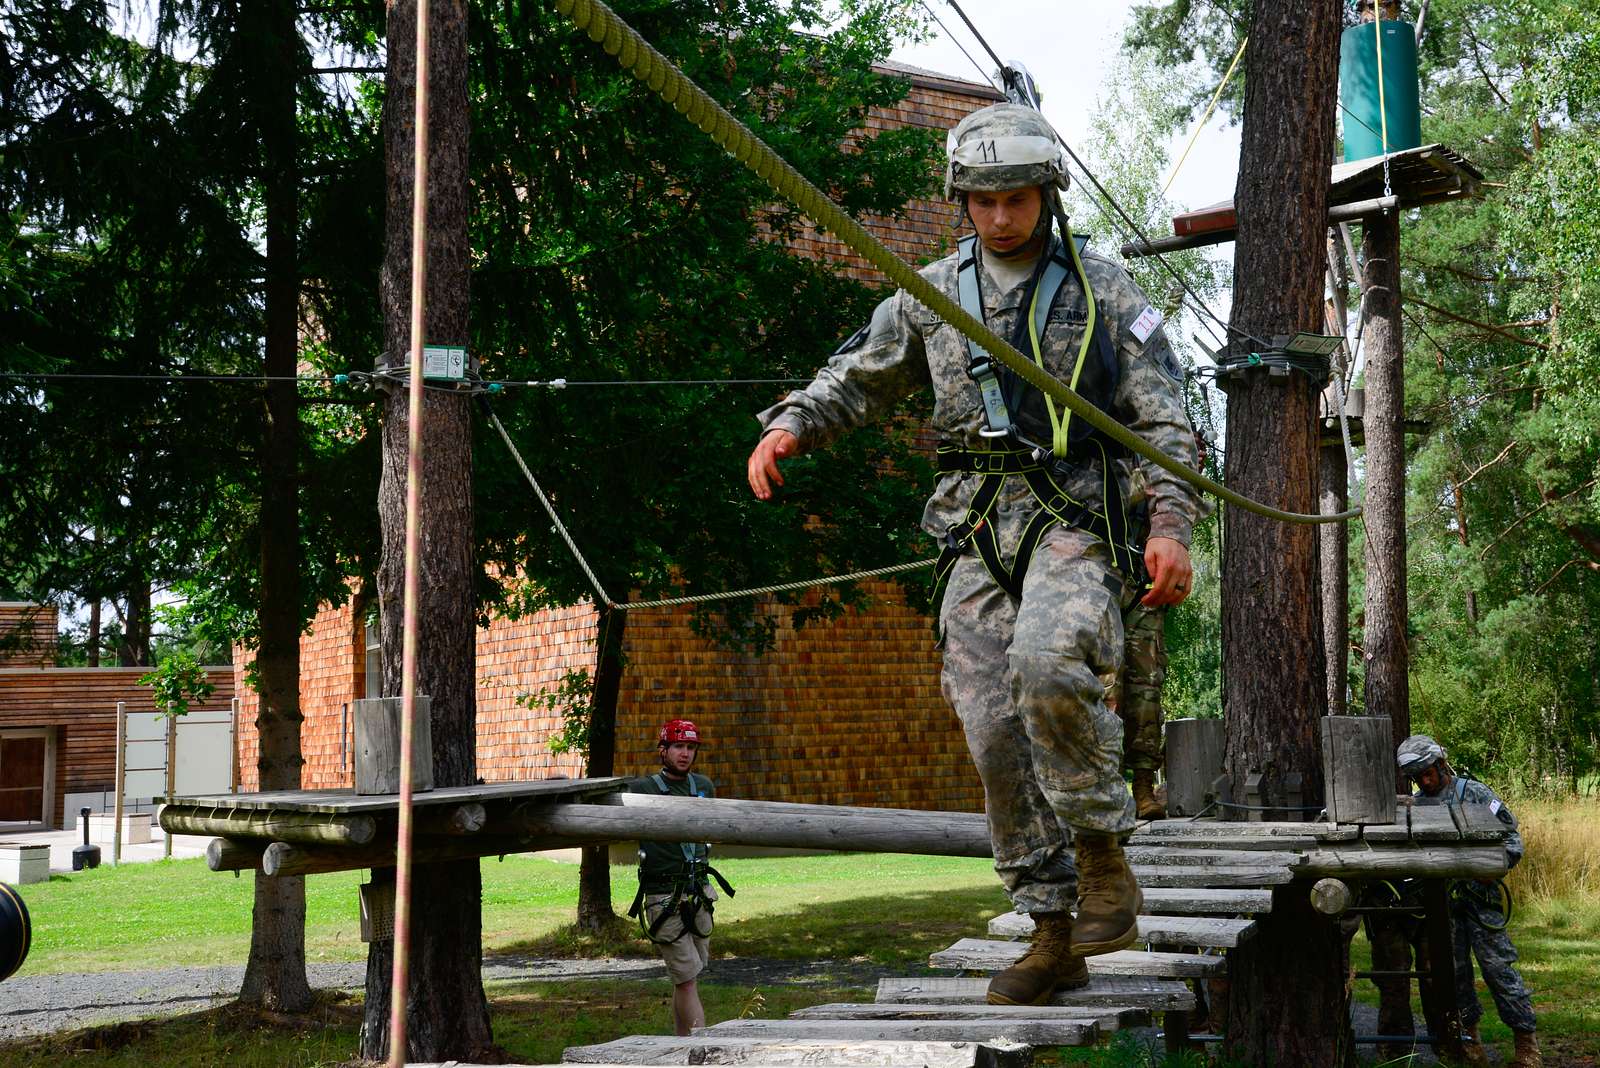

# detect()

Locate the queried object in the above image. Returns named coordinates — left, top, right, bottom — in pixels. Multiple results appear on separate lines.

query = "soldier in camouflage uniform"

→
left=748, top=103, right=1204, bottom=1006
left=1397, top=735, right=1540, bottom=1068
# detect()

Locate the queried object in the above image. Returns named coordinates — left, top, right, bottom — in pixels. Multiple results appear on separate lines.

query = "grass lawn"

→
left=14, top=851, right=1011, bottom=975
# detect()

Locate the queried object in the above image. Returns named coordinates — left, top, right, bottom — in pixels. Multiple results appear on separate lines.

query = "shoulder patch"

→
left=1130, top=305, right=1163, bottom=345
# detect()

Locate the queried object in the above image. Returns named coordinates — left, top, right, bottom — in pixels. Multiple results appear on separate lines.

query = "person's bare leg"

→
left=672, top=979, right=704, bottom=1035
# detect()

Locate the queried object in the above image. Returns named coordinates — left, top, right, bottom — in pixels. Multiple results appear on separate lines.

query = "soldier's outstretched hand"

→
left=748, top=429, right=801, bottom=501
left=1141, top=536, right=1193, bottom=608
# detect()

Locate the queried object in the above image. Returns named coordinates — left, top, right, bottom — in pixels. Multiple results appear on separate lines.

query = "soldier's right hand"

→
left=747, top=429, right=801, bottom=501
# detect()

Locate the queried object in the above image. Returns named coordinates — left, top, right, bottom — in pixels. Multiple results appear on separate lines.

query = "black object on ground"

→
left=72, top=806, right=101, bottom=872
left=0, top=880, right=32, bottom=982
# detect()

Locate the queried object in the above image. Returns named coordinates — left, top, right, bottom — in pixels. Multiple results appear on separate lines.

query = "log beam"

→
left=163, top=806, right=377, bottom=846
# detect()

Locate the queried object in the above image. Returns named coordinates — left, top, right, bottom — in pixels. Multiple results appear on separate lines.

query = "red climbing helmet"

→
left=657, top=719, right=701, bottom=746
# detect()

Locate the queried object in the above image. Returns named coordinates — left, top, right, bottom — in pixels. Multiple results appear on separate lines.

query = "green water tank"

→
left=1339, top=19, right=1421, bottom=162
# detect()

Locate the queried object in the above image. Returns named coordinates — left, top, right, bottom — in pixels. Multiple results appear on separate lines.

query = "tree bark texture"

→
left=1360, top=212, right=1410, bottom=779
left=239, top=0, right=312, bottom=1013
left=1225, top=883, right=1356, bottom=1067
left=361, top=0, right=494, bottom=1060
left=577, top=602, right=626, bottom=932
left=1220, top=6, right=1351, bottom=1065
left=1320, top=442, right=1349, bottom=717
left=1221, top=2, right=1339, bottom=812
left=116, top=584, right=151, bottom=666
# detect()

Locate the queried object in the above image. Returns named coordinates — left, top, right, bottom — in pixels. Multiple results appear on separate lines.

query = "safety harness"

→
left=627, top=771, right=736, bottom=944
left=934, top=226, right=1143, bottom=602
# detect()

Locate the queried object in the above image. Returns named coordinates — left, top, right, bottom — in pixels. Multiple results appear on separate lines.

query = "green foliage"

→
left=516, top=668, right=595, bottom=756
left=470, top=0, right=942, bottom=650
left=138, top=649, right=216, bottom=718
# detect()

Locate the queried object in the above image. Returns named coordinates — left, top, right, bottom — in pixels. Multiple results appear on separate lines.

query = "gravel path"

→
left=0, top=956, right=915, bottom=1040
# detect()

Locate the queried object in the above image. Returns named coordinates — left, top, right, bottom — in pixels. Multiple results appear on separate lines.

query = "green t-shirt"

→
left=628, top=770, right=715, bottom=887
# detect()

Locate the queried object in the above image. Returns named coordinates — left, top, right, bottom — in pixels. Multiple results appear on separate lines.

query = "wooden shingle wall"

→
left=0, top=665, right=236, bottom=826
left=0, top=603, right=58, bottom=668
left=236, top=601, right=364, bottom=791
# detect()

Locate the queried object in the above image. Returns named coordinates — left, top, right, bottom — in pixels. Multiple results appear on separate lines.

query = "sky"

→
left=887, top=0, right=1245, bottom=218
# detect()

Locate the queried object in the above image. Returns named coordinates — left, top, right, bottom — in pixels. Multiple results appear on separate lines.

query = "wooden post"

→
left=164, top=713, right=177, bottom=858
left=1320, top=715, right=1396, bottom=824
left=1419, top=880, right=1465, bottom=1060
left=1321, top=232, right=1353, bottom=716
left=353, top=696, right=433, bottom=795
left=1309, top=878, right=1352, bottom=916
left=1165, top=718, right=1226, bottom=817
left=230, top=697, right=241, bottom=794
left=1361, top=210, right=1411, bottom=778
left=112, top=701, right=126, bottom=866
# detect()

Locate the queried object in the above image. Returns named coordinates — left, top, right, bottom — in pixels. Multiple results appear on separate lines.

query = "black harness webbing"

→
left=936, top=230, right=1142, bottom=606
left=931, top=443, right=1142, bottom=601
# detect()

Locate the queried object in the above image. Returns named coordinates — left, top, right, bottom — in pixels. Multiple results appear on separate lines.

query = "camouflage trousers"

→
left=1106, top=598, right=1167, bottom=773
left=1453, top=898, right=1536, bottom=1033
left=939, top=521, right=1137, bottom=914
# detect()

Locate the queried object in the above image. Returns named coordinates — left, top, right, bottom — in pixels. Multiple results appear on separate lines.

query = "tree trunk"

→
left=361, top=0, right=494, bottom=1059
left=1320, top=441, right=1349, bottom=716
left=239, top=0, right=312, bottom=1014
left=1219, top=5, right=1350, bottom=1065
left=87, top=599, right=100, bottom=667
left=577, top=601, right=627, bottom=932
left=1360, top=212, right=1409, bottom=784
left=117, top=584, right=152, bottom=666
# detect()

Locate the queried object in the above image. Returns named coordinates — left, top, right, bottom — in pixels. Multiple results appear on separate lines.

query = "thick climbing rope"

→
left=548, top=0, right=1359, bottom=526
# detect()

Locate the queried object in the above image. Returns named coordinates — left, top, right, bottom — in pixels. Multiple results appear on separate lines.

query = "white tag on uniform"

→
left=1490, top=799, right=1502, bottom=815
left=1130, top=305, right=1163, bottom=344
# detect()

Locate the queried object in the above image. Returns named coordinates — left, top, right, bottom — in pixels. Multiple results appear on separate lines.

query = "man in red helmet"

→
left=627, top=718, right=731, bottom=1035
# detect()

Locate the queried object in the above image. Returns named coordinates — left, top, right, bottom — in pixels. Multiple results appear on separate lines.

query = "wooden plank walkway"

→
left=875, top=976, right=1195, bottom=1012
left=163, top=777, right=626, bottom=814
left=986, top=911, right=1256, bottom=948
left=931, top=939, right=1226, bottom=978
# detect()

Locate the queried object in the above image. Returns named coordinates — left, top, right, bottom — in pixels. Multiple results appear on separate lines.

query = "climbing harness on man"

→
left=628, top=720, right=735, bottom=944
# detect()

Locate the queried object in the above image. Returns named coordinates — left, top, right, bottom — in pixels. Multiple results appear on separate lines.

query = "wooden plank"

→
left=1128, top=865, right=1293, bottom=887
left=1123, top=847, right=1297, bottom=868
left=875, top=977, right=1195, bottom=1013
left=1320, top=715, right=1397, bottom=826
left=1134, top=819, right=1358, bottom=841
left=700, top=1018, right=1098, bottom=1047
left=986, top=912, right=1255, bottom=948
left=1362, top=802, right=1415, bottom=843
left=168, top=777, right=627, bottom=813
left=1405, top=804, right=1461, bottom=841
left=790, top=1004, right=1151, bottom=1030
left=1296, top=844, right=1507, bottom=879
left=1452, top=801, right=1511, bottom=841
left=561, top=1036, right=1031, bottom=1068
left=930, top=939, right=1224, bottom=978
left=1131, top=834, right=1321, bottom=851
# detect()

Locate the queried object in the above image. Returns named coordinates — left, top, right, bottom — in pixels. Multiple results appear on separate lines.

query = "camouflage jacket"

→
left=1416, top=775, right=1524, bottom=867
left=756, top=241, right=1205, bottom=549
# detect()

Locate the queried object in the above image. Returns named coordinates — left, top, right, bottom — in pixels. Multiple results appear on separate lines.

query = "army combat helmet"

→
left=1396, top=734, right=1448, bottom=780
left=944, top=102, right=1070, bottom=199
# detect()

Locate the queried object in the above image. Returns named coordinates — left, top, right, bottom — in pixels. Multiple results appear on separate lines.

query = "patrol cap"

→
left=1396, top=734, right=1446, bottom=777
left=944, top=103, right=1070, bottom=199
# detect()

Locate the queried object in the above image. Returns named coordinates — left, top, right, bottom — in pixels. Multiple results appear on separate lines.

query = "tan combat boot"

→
left=985, top=911, right=1090, bottom=1005
left=1131, top=770, right=1166, bottom=820
left=1511, top=1030, right=1542, bottom=1068
left=1459, top=1022, right=1491, bottom=1068
left=1069, top=833, right=1143, bottom=956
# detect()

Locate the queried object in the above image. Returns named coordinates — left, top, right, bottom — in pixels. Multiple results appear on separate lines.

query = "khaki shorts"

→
left=643, top=884, right=715, bottom=985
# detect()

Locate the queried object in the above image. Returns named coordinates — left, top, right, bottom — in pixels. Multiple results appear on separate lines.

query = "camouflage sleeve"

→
left=1102, top=269, right=1206, bottom=547
left=755, top=289, right=931, bottom=450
